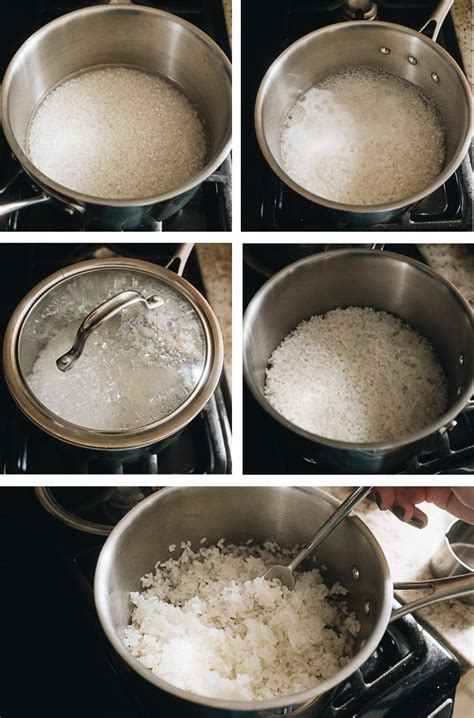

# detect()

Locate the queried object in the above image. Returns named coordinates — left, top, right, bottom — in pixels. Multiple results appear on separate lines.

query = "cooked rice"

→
left=124, top=541, right=359, bottom=701
left=264, top=307, right=448, bottom=443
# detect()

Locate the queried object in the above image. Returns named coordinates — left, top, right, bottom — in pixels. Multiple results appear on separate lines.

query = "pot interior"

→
left=4, top=6, right=231, bottom=185
left=95, top=487, right=392, bottom=703
left=258, top=23, right=470, bottom=188
left=244, top=251, right=473, bottom=420
left=17, top=265, right=207, bottom=431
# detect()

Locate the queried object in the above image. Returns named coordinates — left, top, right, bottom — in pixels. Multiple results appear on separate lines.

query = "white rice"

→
left=280, top=67, right=445, bottom=205
left=264, top=307, right=448, bottom=443
left=124, top=541, right=359, bottom=701
left=27, top=67, right=207, bottom=199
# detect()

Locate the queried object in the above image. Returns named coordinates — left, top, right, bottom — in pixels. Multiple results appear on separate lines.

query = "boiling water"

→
left=25, top=274, right=206, bottom=431
left=280, top=67, right=446, bottom=206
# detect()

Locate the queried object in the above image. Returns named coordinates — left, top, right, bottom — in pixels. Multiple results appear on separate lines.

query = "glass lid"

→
left=18, top=267, right=207, bottom=431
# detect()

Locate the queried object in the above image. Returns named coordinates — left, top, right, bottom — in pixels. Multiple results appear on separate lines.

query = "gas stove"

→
left=242, top=0, right=472, bottom=232
left=0, top=487, right=461, bottom=718
left=0, top=1, right=231, bottom=232
left=243, top=244, right=474, bottom=475
left=0, top=244, right=232, bottom=474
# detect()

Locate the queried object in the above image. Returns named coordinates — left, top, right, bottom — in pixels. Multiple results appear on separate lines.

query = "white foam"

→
left=25, top=273, right=206, bottom=431
left=28, top=67, right=207, bottom=199
left=280, top=67, right=445, bottom=205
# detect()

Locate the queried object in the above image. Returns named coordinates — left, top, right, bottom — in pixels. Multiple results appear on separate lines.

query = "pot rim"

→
left=1, top=3, right=232, bottom=208
left=3, top=257, right=224, bottom=451
left=94, top=486, right=394, bottom=712
left=243, top=248, right=474, bottom=454
left=254, top=20, right=472, bottom=215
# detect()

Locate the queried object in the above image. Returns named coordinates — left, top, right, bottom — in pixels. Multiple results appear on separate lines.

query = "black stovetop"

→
left=0, top=1, right=231, bottom=232
left=243, top=244, right=474, bottom=475
left=241, top=0, right=472, bottom=232
left=0, top=487, right=461, bottom=718
left=0, top=244, right=232, bottom=474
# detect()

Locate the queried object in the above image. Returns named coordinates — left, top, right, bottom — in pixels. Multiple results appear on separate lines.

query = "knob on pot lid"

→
left=16, top=264, right=208, bottom=432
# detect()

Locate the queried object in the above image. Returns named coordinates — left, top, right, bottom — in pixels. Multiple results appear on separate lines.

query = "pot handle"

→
left=56, top=290, right=164, bottom=373
left=390, top=572, right=474, bottom=622
left=419, top=0, right=454, bottom=43
left=0, top=193, right=52, bottom=217
left=464, top=396, right=474, bottom=412
left=165, top=243, right=195, bottom=277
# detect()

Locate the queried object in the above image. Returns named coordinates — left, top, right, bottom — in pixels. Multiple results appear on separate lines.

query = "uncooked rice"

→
left=280, top=67, right=445, bottom=205
left=124, top=541, right=359, bottom=701
left=264, top=307, right=448, bottom=443
left=27, top=67, right=207, bottom=199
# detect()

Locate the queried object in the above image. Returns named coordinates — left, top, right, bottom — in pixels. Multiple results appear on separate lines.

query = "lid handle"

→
left=56, top=289, right=164, bottom=373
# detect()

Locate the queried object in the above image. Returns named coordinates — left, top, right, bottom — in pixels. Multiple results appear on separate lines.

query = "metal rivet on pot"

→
left=352, top=566, right=360, bottom=580
left=360, top=639, right=366, bottom=648
left=459, top=354, right=464, bottom=365
left=431, top=72, right=440, bottom=83
left=380, top=47, right=391, bottom=55
left=364, top=601, right=370, bottom=614
left=408, top=56, right=417, bottom=65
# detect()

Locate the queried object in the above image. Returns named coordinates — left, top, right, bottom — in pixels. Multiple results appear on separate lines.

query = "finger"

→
left=386, top=492, right=428, bottom=528
left=445, top=493, right=474, bottom=525
left=451, top=488, right=474, bottom=511
left=373, top=488, right=396, bottom=510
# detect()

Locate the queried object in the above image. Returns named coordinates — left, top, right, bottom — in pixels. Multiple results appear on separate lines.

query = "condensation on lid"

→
left=18, top=268, right=207, bottom=432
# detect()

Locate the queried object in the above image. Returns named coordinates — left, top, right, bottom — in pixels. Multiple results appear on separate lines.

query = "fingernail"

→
left=392, top=506, right=406, bottom=521
left=409, top=517, right=425, bottom=529
left=372, top=490, right=382, bottom=508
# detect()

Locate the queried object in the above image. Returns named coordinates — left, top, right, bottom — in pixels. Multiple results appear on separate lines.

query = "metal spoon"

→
left=263, top=486, right=373, bottom=589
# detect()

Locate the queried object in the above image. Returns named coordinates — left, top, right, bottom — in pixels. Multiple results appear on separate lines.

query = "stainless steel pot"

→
left=243, top=248, right=474, bottom=473
left=0, top=0, right=231, bottom=223
left=3, top=244, right=224, bottom=453
left=431, top=518, right=474, bottom=604
left=255, top=0, right=471, bottom=225
left=94, top=487, right=474, bottom=717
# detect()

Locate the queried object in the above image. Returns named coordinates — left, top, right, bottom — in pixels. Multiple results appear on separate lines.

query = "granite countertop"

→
left=452, top=0, right=472, bottom=85
left=417, top=244, right=474, bottom=307
left=327, top=488, right=474, bottom=672
left=196, top=244, right=232, bottom=388
left=223, top=0, right=232, bottom=46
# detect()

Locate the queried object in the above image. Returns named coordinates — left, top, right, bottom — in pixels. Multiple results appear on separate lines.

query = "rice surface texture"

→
left=124, top=541, right=359, bottom=701
left=27, top=67, right=207, bottom=199
left=280, top=67, right=445, bottom=205
left=264, top=307, right=448, bottom=443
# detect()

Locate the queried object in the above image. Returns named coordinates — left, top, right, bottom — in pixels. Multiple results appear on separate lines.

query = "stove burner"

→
left=242, top=0, right=472, bottom=232
left=340, top=0, right=378, bottom=21
left=35, top=486, right=157, bottom=534
left=0, top=487, right=462, bottom=717
left=0, top=244, right=232, bottom=474
left=0, top=1, right=231, bottom=232
left=243, top=244, right=474, bottom=475
left=70, top=542, right=460, bottom=718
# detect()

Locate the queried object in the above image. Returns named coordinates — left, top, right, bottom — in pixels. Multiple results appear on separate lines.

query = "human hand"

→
left=373, top=487, right=474, bottom=528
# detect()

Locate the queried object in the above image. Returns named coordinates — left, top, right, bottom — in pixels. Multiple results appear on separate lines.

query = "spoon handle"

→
left=288, top=487, right=373, bottom=573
